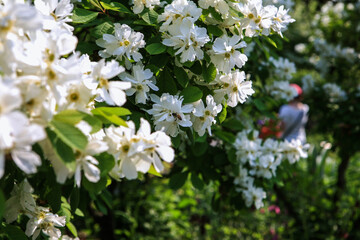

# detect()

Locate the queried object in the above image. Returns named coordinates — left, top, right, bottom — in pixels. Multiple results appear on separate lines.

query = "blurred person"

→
left=279, top=84, right=309, bottom=144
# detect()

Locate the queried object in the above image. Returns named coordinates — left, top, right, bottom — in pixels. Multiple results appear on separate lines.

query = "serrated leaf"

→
left=174, top=66, right=189, bottom=88
left=89, top=0, right=103, bottom=10
left=207, top=25, right=223, bottom=37
left=49, top=120, right=88, bottom=151
left=146, top=43, right=167, bottom=55
left=191, top=173, right=204, bottom=190
left=100, top=2, right=131, bottom=13
left=169, top=171, right=188, bottom=190
left=202, top=63, right=217, bottom=83
left=180, top=86, right=203, bottom=104
left=72, top=8, right=98, bottom=24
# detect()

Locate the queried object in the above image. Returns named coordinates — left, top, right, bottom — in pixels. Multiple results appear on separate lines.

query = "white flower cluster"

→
left=96, top=23, right=145, bottom=64
left=233, top=129, right=309, bottom=209
left=4, top=179, right=66, bottom=240
left=147, top=94, right=222, bottom=137
left=105, top=118, right=174, bottom=180
left=322, top=83, right=347, bottom=103
left=265, top=80, right=298, bottom=101
left=269, top=56, right=296, bottom=81
left=301, top=74, right=316, bottom=94
left=131, top=0, right=161, bottom=14
left=0, top=0, right=172, bottom=184
left=312, top=38, right=358, bottom=76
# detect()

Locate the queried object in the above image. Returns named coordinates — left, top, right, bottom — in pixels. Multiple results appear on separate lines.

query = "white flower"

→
left=90, top=59, right=131, bottom=106
left=191, top=95, right=222, bottom=136
left=147, top=93, right=193, bottom=137
left=280, top=139, right=309, bottom=164
left=135, top=118, right=175, bottom=173
left=25, top=207, right=66, bottom=240
left=74, top=121, right=109, bottom=187
left=238, top=1, right=277, bottom=37
left=96, top=23, right=145, bottom=62
left=214, top=70, right=255, bottom=107
left=162, top=19, right=210, bottom=63
left=270, top=57, right=296, bottom=81
left=242, top=185, right=266, bottom=209
left=119, top=64, right=158, bottom=104
left=132, top=0, right=160, bottom=14
left=301, top=74, right=315, bottom=93
left=234, top=130, right=262, bottom=164
left=105, top=119, right=175, bottom=179
left=158, top=0, right=202, bottom=32
left=34, top=0, right=74, bottom=32
left=266, top=80, right=298, bottom=101
left=323, top=83, right=347, bottom=102
left=271, top=5, right=295, bottom=37
left=210, top=35, right=248, bottom=73
left=198, top=0, right=229, bottom=17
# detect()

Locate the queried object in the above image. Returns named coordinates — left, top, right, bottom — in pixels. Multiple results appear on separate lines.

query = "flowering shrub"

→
left=0, top=0, right=307, bottom=238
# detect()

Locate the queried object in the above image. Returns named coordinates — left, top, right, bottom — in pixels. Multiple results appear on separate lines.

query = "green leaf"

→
left=95, top=152, right=115, bottom=177
left=191, top=173, right=204, bottom=190
left=83, top=176, right=108, bottom=194
left=207, top=25, right=223, bottom=37
left=66, top=222, right=78, bottom=238
left=91, top=21, right=114, bottom=39
left=169, top=171, right=188, bottom=190
left=72, top=8, right=98, bottom=24
left=89, top=0, right=103, bottom=10
left=174, top=67, right=189, bottom=88
left=202, top=62, right=217, bottom=83
left=148, top=165, right=162, bottom=177
left=46, top=128, right=77, bottom=171
left=93, top=107, right=131, bottom=116
left=218, top=104, right=227, bottom=123
left=100, top=2, right=132, bottom=13
left=263, top=35, right=277, bottom=48
left=70, top=188, right=80, bottom=212
left=49, top=120, right=88, bottom=151
left=146, top=43, right=167, bottom=55
left=254, top=99, right=267, bottom=111
left=3, top=225, right=27, bottom=240
left=214, top=131, right=235, bottom=144
left=53, top=109, right=102, bottom=134
left=189, top=61, right=202, bottom=75
left=140, top=9, right=158, bottom=25
left=45, top=184, right=62, bottom=213
left=208, top=7, right=223, bottom=22
left=0, top=190, right=4, bottom=220
left=91, top=107, right=129, bottom=127
left=180, top=86, right=203, bottom=104
left=157, top=68, right=178, bottom=95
